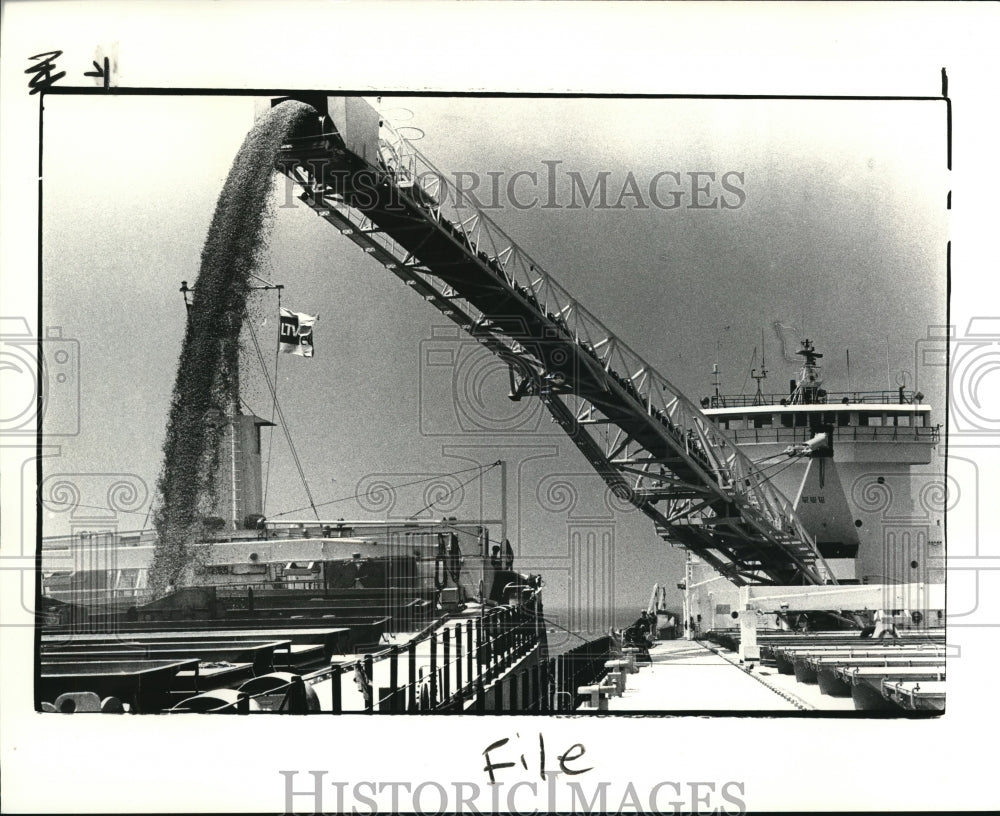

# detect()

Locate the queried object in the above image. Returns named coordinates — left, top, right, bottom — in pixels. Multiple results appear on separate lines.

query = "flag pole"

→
left=261, top=284, right=283, bottom=515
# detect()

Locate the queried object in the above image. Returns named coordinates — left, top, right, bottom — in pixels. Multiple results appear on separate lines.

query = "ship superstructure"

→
left=700, top=339, right=942, bottom=590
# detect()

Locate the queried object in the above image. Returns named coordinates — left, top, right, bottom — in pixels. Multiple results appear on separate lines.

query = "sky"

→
left=39, top=93, right=949, bottom=628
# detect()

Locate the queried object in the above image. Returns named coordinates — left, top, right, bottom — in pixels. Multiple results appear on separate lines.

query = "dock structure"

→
left=599, top=641, right=799, bottom=712
left=577, top=626, right=948, bottom=713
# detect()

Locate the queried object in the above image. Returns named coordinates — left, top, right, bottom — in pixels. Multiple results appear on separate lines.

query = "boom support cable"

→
left=269, top=463, right=493, bottom=519
left=406, top=461, right=501, bottom=519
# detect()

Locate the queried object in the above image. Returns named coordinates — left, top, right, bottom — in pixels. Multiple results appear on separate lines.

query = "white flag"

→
left=279, top=307, right=317, bottom=357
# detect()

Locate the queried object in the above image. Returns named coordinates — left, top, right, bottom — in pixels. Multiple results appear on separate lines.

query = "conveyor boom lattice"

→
left=271, top=96, right=836, bottom=587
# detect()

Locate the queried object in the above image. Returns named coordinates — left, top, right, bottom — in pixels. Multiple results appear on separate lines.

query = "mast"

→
left=751, top=328, right=768, bottom=406
left=789, top=339, right=824, bottom=404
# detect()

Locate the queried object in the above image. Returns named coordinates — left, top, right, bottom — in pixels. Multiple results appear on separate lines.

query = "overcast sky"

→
left=40, top=93, right=948, bottom=626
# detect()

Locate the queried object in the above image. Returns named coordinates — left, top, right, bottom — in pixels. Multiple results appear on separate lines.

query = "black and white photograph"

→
left=2, top=2, right=998, bottom=813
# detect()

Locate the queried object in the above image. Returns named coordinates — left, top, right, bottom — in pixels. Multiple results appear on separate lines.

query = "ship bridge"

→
left=267, top=95, right=837, bottom=587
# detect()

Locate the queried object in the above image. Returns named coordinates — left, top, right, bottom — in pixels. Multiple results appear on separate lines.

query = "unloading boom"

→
left=269, top=95, right=836, bottom=587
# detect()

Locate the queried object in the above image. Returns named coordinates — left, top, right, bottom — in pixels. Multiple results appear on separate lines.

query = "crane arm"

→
left=269, top=96, right=836, bottom=586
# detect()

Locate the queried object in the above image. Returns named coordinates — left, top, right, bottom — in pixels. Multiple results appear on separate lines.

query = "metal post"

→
left=288, top=676, right=307, bottom=714
left=500, top=459, right=507, bottom=544
left=504, top=609, right=513, bottom=668
left=443, top=628, right=451, bottom=704
left=496, top=610, right=505, bottom=669
left=486, top=611, right=495, bottom=671
left=466, top=620, right=474, bottom=686
left=683, top=556, right=691, bottom=640
left=389, top=646, right=400, bottom=713
left=488, top=611, right=497, bottom=671
left=364, top=654, right=374, bottom=714
left=514, top=608, right=521, bottom=655
left=455, top=623, right=464, bottom=706
left=476, top=676, right=485, bottom=713
left=738, top=585, right=759, bottom=662
left=475, top=617, right=484, bottom=679
left=330, top=664, right=342, bottom=714
left=407, top=640, right=417, bottom=712
left=503, top=609, right=511, bottom=668
left=429, top=631, right=438, bottom=709
left=542, top=660, right=551, bottom=712
left=512, top=609, right=520, bottom=655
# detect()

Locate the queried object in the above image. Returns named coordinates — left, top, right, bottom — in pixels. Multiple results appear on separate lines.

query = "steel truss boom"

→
left=270, top=96, right=836, bottom=586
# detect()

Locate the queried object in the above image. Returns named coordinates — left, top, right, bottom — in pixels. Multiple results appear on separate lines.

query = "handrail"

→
left=706, top=389, right=927, bottom=409
left=323, top=593, right=545, bottom=713
left=715, top=425, right=940, bottom=445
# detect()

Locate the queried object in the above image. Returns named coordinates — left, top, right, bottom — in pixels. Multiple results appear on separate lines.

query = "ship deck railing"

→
left=37, top=587, right=613, bottom=715
left=713, top=424, right=940, bottom=445
left=706, top=389, right=924, bottom=408
left=299, top=589, right=587, bottom=714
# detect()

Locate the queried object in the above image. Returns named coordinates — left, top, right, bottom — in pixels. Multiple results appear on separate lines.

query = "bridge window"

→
left=895, top=414, right=911, bottom=427
left=859, top=413, right=883, bottom=427
left=753, top=414, right=773, bottom=429
left=779, top=413, right=793, bottom=428
left=837, top=412, right=850, bottom=427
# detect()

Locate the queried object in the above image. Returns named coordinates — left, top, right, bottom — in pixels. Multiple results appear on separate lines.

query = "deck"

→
left=603, top=641, right=799, bottom=712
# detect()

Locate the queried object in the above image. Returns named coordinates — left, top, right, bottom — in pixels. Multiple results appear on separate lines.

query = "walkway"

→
left=606, top=640, right=799, bottom=712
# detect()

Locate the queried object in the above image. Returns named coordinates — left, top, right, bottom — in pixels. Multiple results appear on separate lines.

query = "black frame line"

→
left=31, top=76, right=953, bottom=719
